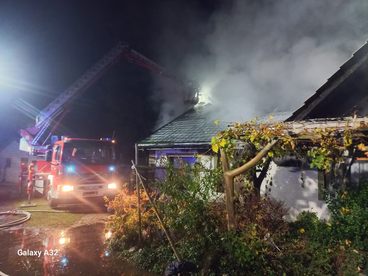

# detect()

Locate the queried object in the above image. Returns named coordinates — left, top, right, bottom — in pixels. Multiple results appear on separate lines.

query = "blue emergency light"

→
left=65, top=165, right=76, bottom=173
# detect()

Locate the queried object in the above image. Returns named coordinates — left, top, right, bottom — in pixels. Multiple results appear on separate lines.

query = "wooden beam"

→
left=225, top=140, right=278, bottom=178
left=230, top=117, right=368, bottom=137
left=220, top=149, right=235, bottom=230
left=221, top=140, right=278, bottom=230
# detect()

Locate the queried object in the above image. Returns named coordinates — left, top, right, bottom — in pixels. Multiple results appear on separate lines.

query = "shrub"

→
left=107, top=164, right=224, bottom=274
left=107, top=165, right=368, bottom=275
left=327, top=184, right=368, bottom=252
left=107, top=188, right=160, bottom=248
left=289, top=211, right=331, bottom=245
left=235, top=189, right=289, bottom=239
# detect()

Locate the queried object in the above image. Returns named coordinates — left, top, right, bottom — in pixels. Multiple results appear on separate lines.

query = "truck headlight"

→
left=61, top=185, right=74, bottom=192
left=107, top=182, right=117, bottom=189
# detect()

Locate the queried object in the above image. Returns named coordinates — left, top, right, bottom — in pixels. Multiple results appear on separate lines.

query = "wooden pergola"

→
left=220, top=116, right=368, bottom=230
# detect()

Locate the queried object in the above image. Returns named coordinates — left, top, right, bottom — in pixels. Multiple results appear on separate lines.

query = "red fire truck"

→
left=17, top=42, right=198, bottom=206
left=46, top=137, right=121, bottom=208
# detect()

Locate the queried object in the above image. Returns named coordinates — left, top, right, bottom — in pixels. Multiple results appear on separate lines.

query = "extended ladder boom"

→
left=20, top=42, right=199, bottom=154
left=36, top=43, right=128, bottom=128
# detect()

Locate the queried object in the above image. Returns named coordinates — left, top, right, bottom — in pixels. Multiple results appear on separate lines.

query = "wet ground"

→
left=0, top=223, right=152, bottom=276
left=0, top=185, right=153, bottom=275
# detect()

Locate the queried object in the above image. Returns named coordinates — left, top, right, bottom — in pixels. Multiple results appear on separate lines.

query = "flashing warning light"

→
left=60, top=256, right=69, bottom=267
left=108, top=165, right=116, bottom=172
left=65, top=165, right=76, bottom=173
left=100, top=137, right=112, bottom=141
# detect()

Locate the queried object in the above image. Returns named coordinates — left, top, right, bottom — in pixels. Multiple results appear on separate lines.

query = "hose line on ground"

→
left=20, top=209, right=68, bottom=213
left=0, top=210, right=31, bottom=229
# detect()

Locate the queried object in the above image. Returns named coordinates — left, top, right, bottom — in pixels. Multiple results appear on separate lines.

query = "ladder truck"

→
left=18, top=42, right=199, bottom=206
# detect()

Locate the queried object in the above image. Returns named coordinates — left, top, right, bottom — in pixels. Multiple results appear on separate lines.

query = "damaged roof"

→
left=137, top=105, right=229, bottom=148
left=138, top=105, right=292, bottom=148
left=288, top=41, right=368, bottom=121
left=139, top=42, right=368, bottom=148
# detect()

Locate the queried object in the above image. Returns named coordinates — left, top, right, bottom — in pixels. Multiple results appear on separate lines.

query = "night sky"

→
left=0, top=0, right=219, bottom=161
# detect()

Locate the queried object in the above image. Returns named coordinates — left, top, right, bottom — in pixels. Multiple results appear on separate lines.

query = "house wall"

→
left=138, top=147, right=329, bottom=220
left=261, top=162, right=329, bottom=221
left=0, top=140, right=30, bottom=185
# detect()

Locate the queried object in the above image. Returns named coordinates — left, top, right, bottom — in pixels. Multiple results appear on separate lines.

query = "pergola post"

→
left=220, top=140, right=278, bottom=230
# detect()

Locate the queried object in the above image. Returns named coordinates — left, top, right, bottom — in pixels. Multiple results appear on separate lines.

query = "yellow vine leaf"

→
left=358, top=143, right=366, bottom=151
left=220, top=138, right=227, bottom=147
left=212, top=143, right=219, bottom=153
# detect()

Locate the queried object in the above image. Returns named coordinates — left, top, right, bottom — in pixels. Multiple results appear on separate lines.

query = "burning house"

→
left=136, top=41, right=368, bottom=220
left=136, top=104, right=227, bottom=178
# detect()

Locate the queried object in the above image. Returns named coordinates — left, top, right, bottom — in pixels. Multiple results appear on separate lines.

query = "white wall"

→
left=350, top=161, right=368, bottom=186
left=0, top=140, right=30, bottom=185
left=147, top=150, right=330, bottom=220
left=261, top=162, right=330, bottom=221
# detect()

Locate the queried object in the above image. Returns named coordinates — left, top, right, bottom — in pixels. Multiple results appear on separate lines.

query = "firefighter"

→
left=27, top=162, right=35, bottom=203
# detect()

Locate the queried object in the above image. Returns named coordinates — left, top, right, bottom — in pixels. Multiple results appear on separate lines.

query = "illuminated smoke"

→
left=156, top=0, right=368, bottom=123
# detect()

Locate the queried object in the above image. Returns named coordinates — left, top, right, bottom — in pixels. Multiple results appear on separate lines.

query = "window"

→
left=167, top=155, right=196, bottom=168
left=62, top=141, right=115, bottom=164
left=54, top=145, right=61, bottom=162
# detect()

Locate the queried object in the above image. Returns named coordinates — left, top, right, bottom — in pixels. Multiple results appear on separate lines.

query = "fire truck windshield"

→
left=62, top=141, right=115, bottom=164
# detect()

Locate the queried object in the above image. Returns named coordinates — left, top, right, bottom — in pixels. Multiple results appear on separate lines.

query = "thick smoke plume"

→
left=155, top=0, right=368, bottom=123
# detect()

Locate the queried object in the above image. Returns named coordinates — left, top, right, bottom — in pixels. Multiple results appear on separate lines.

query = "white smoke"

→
left=155, top=0, right=368, bottom=123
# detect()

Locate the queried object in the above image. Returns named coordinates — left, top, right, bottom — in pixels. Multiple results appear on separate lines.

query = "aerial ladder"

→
left=19, top=42, right=199, bottom=155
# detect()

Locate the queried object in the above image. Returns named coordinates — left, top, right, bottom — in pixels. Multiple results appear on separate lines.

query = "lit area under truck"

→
left=47, top=138, right=121, bottom=208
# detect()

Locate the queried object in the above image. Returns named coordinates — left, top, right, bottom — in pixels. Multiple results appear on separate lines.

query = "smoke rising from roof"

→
left=156, top=0, right=368, bottom=123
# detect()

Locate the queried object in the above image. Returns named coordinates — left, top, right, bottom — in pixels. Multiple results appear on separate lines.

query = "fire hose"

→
left=0, top=207, right=74, bottom=230
left=0, top=208, right=74, bottom=229
left=0, top=210, right=31, bottom=229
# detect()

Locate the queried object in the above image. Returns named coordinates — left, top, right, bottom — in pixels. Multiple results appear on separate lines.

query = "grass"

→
left=14, top=198, right=86, bottom=228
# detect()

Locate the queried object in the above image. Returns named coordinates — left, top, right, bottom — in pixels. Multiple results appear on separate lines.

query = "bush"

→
left=327, top=184, right=368, bottom=252
left=107, top=164, right=224, bottom=274
left=107, top=188, right=160, bottom=248
left=287, top=212, right=363, bottom=275
left=107, top=165, right=368, bottom=275
left=235, top=189, right=289, bottom=239
left=289, top=211, right=331, bottom=245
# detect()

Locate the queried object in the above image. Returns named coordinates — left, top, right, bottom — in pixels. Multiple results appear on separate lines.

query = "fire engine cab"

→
left=46, top=137, right=121, bottom=208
